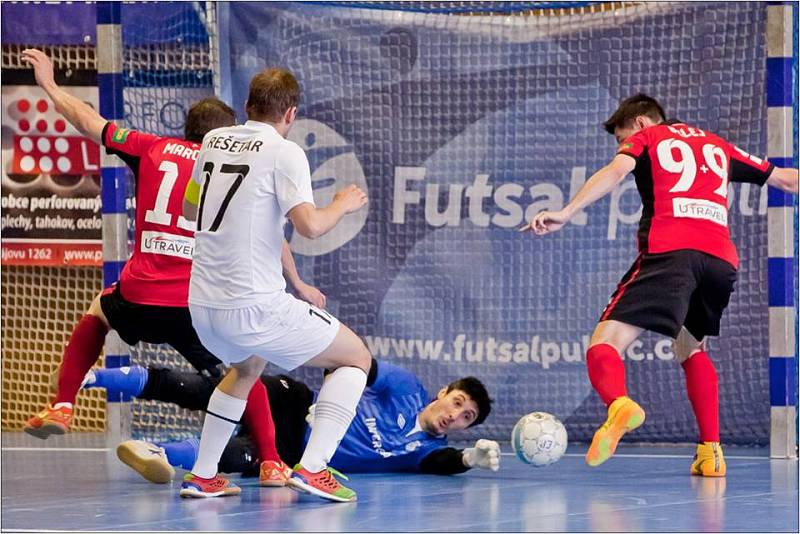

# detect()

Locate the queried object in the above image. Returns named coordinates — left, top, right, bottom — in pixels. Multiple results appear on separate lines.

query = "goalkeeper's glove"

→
left=463, top=439, right=500, bottom=471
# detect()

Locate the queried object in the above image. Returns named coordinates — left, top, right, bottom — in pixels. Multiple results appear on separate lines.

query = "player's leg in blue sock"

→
left=83, top=365, right=148, bottom=397
left=158, top=438, right=200, bottom=470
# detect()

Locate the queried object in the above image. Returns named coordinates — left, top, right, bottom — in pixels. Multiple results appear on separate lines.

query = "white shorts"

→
left=189, top=294, right=340, bottom=370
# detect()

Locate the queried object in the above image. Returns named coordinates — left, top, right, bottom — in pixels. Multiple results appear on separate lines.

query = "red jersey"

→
left=102, top=122, right=200, bottom=307
left=618, top=122, right=774, bottom=269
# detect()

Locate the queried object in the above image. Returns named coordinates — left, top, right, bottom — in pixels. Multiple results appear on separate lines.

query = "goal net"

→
left=2, top=2, right=795, bottom=447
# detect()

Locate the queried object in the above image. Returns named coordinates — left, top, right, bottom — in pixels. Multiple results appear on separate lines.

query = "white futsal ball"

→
left=511, top=412, right=568, bottom=466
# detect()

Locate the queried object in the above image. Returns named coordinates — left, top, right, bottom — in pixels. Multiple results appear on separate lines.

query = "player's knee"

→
left=232, top=357, right=265, bottom=381
left=587, top=336, right=625, bottom=355
left=673, top=327, right=705, bottom=364
left=87, top=293, right=110, bottom=327
left=337, top=331, right=371, bottom=374
left=351, top=342, right=372, bottom=375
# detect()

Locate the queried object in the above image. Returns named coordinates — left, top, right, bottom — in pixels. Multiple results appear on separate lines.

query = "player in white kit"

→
left=179, top=68, right=370, bottom=502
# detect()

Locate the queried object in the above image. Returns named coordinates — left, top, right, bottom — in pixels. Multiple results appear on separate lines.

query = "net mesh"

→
left=1, top=39, right=106, bottom=432
left=118, top=2, right=215, bottom=441
left=0, top=4, right=213, bottom=440
left=2, top=2, right=794, bottom=447
left=1, top=266, right=105, bottom=431
left=226, top=1, right=773, bottom=445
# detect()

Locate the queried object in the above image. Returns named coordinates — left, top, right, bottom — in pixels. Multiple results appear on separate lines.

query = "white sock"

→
left=190, top=388, right=246, bottom=479
left=300, top=366, right=366, bottom=473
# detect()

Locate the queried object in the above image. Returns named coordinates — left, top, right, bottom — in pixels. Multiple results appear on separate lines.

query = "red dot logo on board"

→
left=7, top=96, right=100, bottom=177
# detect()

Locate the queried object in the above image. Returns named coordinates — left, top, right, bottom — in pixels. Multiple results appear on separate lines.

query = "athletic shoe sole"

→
left=586, top=402, right=645, bottom=467
left=692, top=466, right=726, bottom=477
left=23, top=422, right=66, bottom=440
left=116, top=441, right=175, bottom=484
left=259, top=478, right=288, bottom=487
left=179, top=486, right=241, bottom=498
left=286, top=476, right=356, bottom=503
left=691, top=446, right=726, bottom=477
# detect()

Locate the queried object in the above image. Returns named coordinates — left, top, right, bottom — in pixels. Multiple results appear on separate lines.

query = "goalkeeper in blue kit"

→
left=86, top=359, right=499, bottom=481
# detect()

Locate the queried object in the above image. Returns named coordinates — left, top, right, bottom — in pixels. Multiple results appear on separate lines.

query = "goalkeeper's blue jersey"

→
left=306, top=362, right=448, bottom=473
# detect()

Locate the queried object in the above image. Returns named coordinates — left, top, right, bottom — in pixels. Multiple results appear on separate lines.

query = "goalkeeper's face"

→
left=419, top=388, right=479, bottom=435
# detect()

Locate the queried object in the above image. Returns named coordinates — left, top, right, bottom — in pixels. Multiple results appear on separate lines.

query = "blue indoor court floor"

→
left=1, top=433, right=797, bottom=532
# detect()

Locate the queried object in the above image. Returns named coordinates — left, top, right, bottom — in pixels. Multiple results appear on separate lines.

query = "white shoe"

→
left=117, top=440, right=175, bottom=484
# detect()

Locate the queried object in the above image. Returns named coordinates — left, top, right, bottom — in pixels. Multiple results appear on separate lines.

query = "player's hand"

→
left=519, top=209, right=570, bottom=235
left=21, top=49, right=56, bottom=90
left=463, top=439, right=500, bottom=471
left=305, top=403, right=316, bottom=427
left=333, top=184, right=368, bottom=214
left=296, top=282, right=326, bottom=309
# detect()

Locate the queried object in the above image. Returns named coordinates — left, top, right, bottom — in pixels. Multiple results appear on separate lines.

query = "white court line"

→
left=1, top=447, right=109, bottom=452
left=6, top=529, right=73, bottom=532
left=501, top=452, right=771, bottom=460
left=2, top=448, right=770, bottom=459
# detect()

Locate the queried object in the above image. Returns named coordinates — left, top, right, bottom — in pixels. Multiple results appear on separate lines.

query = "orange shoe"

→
left=690, top=442, right=726, bottom=477
left=24, top=404, right=73, bottom=439
left=259, top=459, right=292, bottom=487
left=585, top=396, right=645, bottom=467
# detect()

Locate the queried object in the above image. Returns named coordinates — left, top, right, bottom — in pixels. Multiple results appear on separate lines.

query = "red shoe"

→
left=24, top=404, right=73, bottom=439
left=179, top=473, right=241, bottom=498
left=260, top=459, right=292, bottom=487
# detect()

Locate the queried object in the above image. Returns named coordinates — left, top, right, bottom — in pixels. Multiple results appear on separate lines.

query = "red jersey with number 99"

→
left=102, top=122, right=200, bottom=307
left=617, top=122, right=774, bottom=269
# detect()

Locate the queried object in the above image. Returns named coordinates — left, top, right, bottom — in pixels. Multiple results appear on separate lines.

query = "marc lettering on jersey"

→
left=163, top=142, right=200, bottom=161
left=204, top=135, right=263, bottom=153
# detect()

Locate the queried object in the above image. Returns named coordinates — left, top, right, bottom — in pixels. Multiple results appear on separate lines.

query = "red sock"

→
left=242, top=379, right=281, bottom=463
left=53, top=314, right=109, bottom=405
left=586, top=343, right=627, bottom=407
left=681, top=351, right=720, bottom=443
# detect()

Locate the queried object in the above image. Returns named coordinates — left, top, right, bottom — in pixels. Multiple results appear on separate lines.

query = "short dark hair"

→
left=184, top=97, right=236, bottom=142
left=246, top=68, right=301, bottom=122
left=446, top=376, right=492, bottom=427
left=603, top=93, right=666, bottom=135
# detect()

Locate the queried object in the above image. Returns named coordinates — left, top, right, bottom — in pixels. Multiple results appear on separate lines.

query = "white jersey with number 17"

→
left=188, top=120, right=314, bottom=309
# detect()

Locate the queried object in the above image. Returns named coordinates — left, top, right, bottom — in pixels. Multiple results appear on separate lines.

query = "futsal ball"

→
left=511, top=412, right=568, bottom=466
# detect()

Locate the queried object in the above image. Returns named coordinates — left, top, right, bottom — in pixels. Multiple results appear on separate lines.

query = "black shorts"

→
left=100, top=284, right=222, bottom=377
left=600, top=250, right=737, bottom=339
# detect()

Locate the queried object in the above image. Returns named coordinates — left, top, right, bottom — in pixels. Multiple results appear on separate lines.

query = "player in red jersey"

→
left=521, top=94, right=798, bottom=476
left=21, top=50, right=323, bottom=485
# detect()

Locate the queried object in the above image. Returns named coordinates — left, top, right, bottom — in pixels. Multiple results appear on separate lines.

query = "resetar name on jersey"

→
left=203, top=134, right=263, bottom=153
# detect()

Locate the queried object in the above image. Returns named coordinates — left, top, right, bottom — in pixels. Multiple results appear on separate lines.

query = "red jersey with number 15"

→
left=618, top=122, right=774, bottom=269
left=102, top=122, right=200, bottom=307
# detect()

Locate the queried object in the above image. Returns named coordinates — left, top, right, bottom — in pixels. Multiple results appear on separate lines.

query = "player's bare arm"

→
left=21, top=49, right=106, bottom=143
left=766, top=166, right=799, bottom=194
left=520, top=154, right=635, bottom=235
left=282, top=240, right=327, bottom=309
left=289, top=184, right=367, bottom=239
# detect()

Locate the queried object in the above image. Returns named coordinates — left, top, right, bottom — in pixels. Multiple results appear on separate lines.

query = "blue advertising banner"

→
left=1, top=2, right=208, bottom=46
left=223, top=2, right=769, bottom=444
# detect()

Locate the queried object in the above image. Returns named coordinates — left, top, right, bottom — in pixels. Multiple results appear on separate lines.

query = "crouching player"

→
left=522, top=94, right=798, bottom=476
left=85, top=358, right=499, bottom=480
